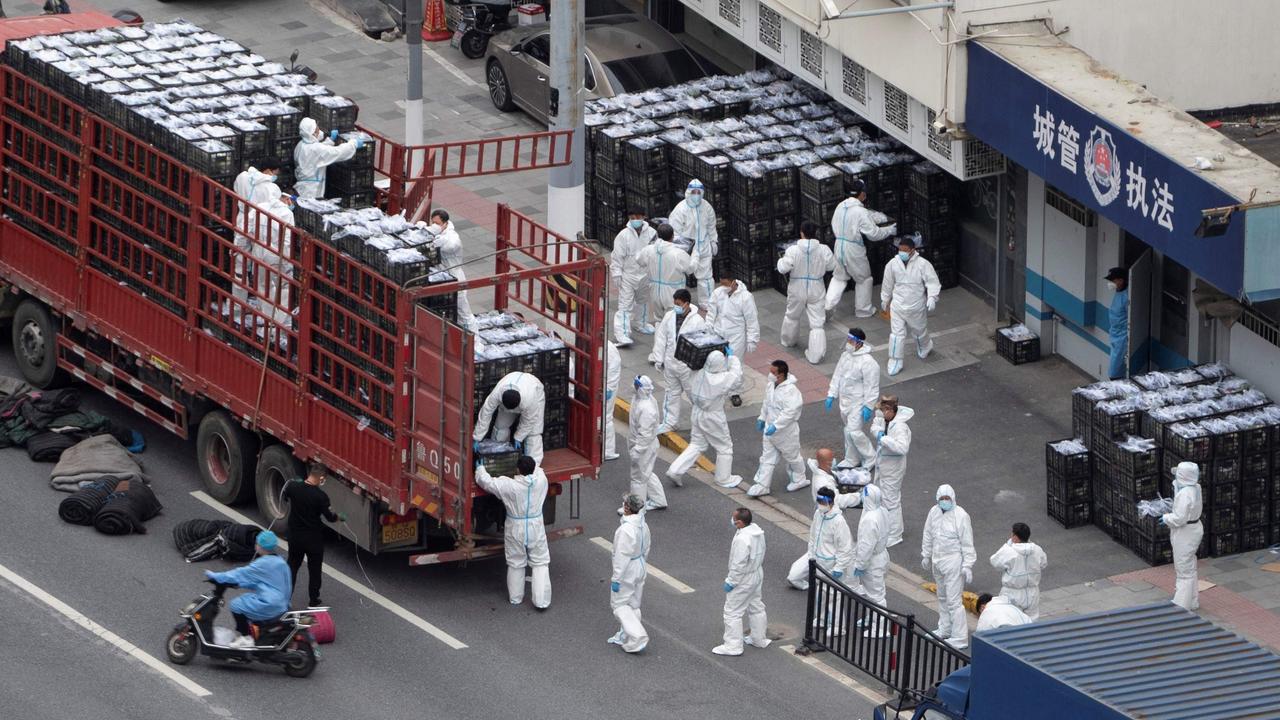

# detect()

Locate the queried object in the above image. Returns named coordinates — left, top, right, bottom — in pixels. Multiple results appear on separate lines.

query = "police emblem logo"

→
left=1083, top=126, right=1122, bottom=206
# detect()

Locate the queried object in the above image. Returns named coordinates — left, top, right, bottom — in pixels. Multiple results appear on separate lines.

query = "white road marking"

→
left=589, top=536, right=696, bottom=594
left=0, top=561, right=212, bottom=699
left=422, top=44, right=484, bottom=89
left=189, top=491, right=468, bottom=650
left=779, top=643, right=891, bottom=703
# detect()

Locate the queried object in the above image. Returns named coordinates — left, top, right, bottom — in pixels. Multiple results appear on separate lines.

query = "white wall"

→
left=955, top=0, right=1280, bottom=111
left=1228, top=325, right=1280, bottom=401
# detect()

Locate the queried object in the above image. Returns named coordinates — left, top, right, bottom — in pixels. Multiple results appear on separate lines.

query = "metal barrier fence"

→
left=801, top=560, right=970, bottom=707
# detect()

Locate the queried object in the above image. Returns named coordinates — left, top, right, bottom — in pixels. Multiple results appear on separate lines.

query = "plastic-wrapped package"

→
left=1049, top=438, right=1089, bottom=454
left=1075, top=380, right=1140, bottom=401
left=1119, top=436, right=1158, bottom=451
left=386, top=247, right=426, bottom=265
left=472, top=310, right=520, bottom=331
left=1137, top=497, right=1173, bottom=518
left=998, top=324, right=1037, bottom=341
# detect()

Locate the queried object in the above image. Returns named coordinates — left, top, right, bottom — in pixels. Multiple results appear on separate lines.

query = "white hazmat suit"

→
left=666, top=351, right=743, bottom=488
left=230, top=166, right=280, bottom=320
left=921, top=484, right=976, bottom=648
left=473, top=372, right=546, bottom=462
left=1163, top=461, right=1204, bottom=611
left=715, top=521, right=769, bottom=655
left=787, top=499, right=855, bottom=591
left=825, top=197, right=896, bottom=317
left=293, top=117, right=359, bottom=200
left=611, top=221, right=657, bottom=341
left=870, top=405, right=913, bottom=545
left=881, top=250, right=941, bottom=376
left=652, top=304, right=706, bottom=432
left=250, top=185, right=296, bottom=330
left=604, top=342, right=621, bottom=460
left=667, top=181, right=718, bottom=305
left=777, top=239, right=836, bottom=363
left=475, top=463, right=551, bottom=608
left=609, top=511, right=651, bottom=653
left=705, top=281, right=759, bottom=391
left=636, top=239, right=697, bottom=334
left=427, top=219, right=474, bottom=330
left=748, top=373, right=806, bottom=496
left=852, top=485, right=891, bottom=628
left=975, top=596, right=1032, bottom=633
left=828, top=341, right=880, bottom=467
left=627, top=376, right=667, bottom=510
left=989, top=538, right=1048, bottom=620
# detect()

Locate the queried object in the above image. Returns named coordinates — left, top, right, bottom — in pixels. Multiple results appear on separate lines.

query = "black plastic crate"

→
left=1212, top=455, right=1241, bottom=485
left=538, top=345, right=569, bottom=379
left=623, top=190, right=667, bottom=221
left=623, top=166, right=668, bottom=196
left=871, top=163, right=906, bottom=193
left=307, top=98, right=358, bottom=132
left=543, top=398, right=568, bottom=427
left=725, top=237, right=775, bottom=267
left=543, top=422, right=568, bottom=451
left=1114, top=474, right=1160, bottom=511
left=690, top=154, right=732, bottom=191
left=1241, top=502, right=1268, bottom=529
left=594, top=157, right=625, bottom=185
left=729, top=167, right=769, bottom=199
left=1241, top=524, right=1271, bottom=552
left=914, top=218, right=957, bottom=248
left=1244, top=452, right=1272, bottom=478
left=771, top=215, right=796, bottom=241
left=476, top=444, right=520, bottom=476
left=1162, top=451, right=1210, bottom=485
left=996, top=328, right=1040, bottom=365
left=728, top=260, right=773, bottom=292
left=1242, top=475, right=1271, bottom=505
left=907, top=162, right=958, bottom=198
left=1163, top=424, right=1214, bottom=461
left=1046, top=468, right=1091, bottom=503
left=1045, top=439, right=1091, bottom=479
left=770, top=191, right=797, bottom=218
left=799, top=195, right=841, bottom=226
left=1093, top=507, right=1117, bottom=538
left=1213, top=431, right=1242, bottom=459
left=1207, top=531, right=1238, bottom=557
left=328, top=165, right=374, bottom=194
left=799, top=165, right=845, bottom=202
left=339, top=191, right=376, bottom=209
left=595, top=180, right=626, bottom=207
left=1207, top=505, right=1238, bottom=533
left=1128, top=526, right=1173, bottom=566
left=674, top=334, right=729, bottom=371
left=727, top=218, right=773, bottom=244
left=1243, top=425, right=1272, bottom=454
left=1047, top=495, right=1091, bottom=529
left=1092, top=404, right=1141, bottom=442
left=728, top=191, right=773, bottom=222
left=1208, top=481, right=1238, bottom=507
left=624, top=137, right=668, bottom=171
left=767, top=166, right=798, bottom=195
left=186, top=140, right=237, bottom=177
left=1107, top=440, right=1161, bottom=477
left=906, top=191, right=955, bottom=222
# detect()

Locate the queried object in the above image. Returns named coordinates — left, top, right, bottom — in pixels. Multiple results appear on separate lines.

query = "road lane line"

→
left=422, top=44, right=484, bottom=89
left=589, top=536, right=696, bottom=594
left=189, top=491, right=468, bottom=650
left=0, top=561, right=212, bottom=698
left=779, top=643, right=891, bottom=703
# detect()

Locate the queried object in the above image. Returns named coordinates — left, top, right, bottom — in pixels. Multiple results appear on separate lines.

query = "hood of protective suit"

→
left=844, top=340, right=872, bottom=358
left=737, top=522, right=764, bottom=540
left=704, top=350, right=726, bottom=373
left=891, top=406, right=915, bottom=423
left=1008, top=541, right=1039, bottom=557
left=1173, top=461, right=1200, bottom=487
left=862, top=483, right=883, bottom=510
left=773, top=374, right=798, bottom=391
left=634, top=374, right=655, bottom=399
left=935, top=483, right=956, bottom=503
left=299, top=117, right=319, bottom=143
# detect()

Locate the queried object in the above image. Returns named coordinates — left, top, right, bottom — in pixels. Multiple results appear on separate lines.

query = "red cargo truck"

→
left=0, top=13, right=604, bottom=564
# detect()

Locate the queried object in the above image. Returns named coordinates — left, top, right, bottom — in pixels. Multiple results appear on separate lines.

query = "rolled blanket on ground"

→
left=172, top=519, right=261, bottom=561
left=222, top=523, right=259, bottom=561
left=28, top=430, right=87, bottom=462
left=93, top=479, right=162, bottom=535
left=57, top=477, right=121, bottom=525
left=174, top=519, right=233, bottom=556
left=50, top=434, right=144, bottom=492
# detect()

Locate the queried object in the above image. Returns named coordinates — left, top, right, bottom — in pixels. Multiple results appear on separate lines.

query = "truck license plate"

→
left=381, top=520, right=418, bottom=546
left=450, top=28, right=464, bottom=49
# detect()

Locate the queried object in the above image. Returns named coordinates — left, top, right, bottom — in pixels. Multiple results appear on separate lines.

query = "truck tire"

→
left=256, top=444, right=303, bottom=535
left=11, top=299, right=63, bottom=389
left=196, top=411, right=258, bottom=505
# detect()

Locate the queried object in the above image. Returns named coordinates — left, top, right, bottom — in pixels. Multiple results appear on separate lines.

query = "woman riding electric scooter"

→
left=204, top=530, right=292, bottom=648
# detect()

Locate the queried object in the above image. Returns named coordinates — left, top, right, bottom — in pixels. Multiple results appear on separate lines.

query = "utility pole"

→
left=405, top=1, right=425, bottom=160
left=546, top=0, right=585, bottom=242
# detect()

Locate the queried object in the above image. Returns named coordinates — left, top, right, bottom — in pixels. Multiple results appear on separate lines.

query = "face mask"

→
left=817, top=502, right=832, bottom=512
left=687, top=194, right=703, bottom=208
left=899, top=251, right=911, bottom=262
left=862, top=487, right=869, bottom=497
left=674, top=305, right=685, bottom=316
left=730, top=519, right=738, bottom=530
left=1107, top=281, right=1117, bottom=291
left=939, top=499, right=954, bottom=512
left=629, top=219, right=645, bottom=230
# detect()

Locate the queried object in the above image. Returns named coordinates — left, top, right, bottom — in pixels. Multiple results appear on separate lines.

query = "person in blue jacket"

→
left=205, top=530, right=292, bottom=648
left=1104, top=267, right=1129, bottom=379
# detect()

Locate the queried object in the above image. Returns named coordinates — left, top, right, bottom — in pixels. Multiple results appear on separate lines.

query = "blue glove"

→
left=605, top=390, right=613, bottom=401
left=476, top=457, right=485, bottom=467
left=861, top=405, right=873, bottom=423
left=756, top=419, right=765, bottom=432
left=1158, top=517, right=1166, bottom=525
left=876, top=430, right=885, bottom=441
left=289, top=194, right=300, bottom=205
left=473, top=440, right=481, bottom=452
left=832, top=570, right=843, bottom=579
left=514, top=440, right=524, bottom=452
left=724, top=345, right=733, bottom=357
left=610, top=581, right=620, bottom=593
left=765, top=424, right=777, bottom=436
left=723, top=582, right=734, bottom=593
left=824, top=396, right=834, bottom=412
left=329, top=129, right=340, bottom=142
left=354, top=138, right=365, bottom=150
left=853, top=568, right=866, bottom=578
left=204, top=570, right=216, bottom=580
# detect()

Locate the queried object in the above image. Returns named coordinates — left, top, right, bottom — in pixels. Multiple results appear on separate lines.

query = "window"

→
left=759, top=4, right=782, bottom=53
left=718, top=0, right=742, bottom=27
left=1046, top=184, right=1095, bottom=226
left=842, top=56, right=866, bottom=105
left=601, top=50, right=707, bottom=93
left=800, top=31, right=823, bottom=78
left=884, top=82, right=909, bottom=132
left=523, top=34, right=550, bottom=65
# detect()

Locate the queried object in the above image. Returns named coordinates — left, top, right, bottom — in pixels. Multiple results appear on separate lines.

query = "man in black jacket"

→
left=285, top=462, right=344, bottom=607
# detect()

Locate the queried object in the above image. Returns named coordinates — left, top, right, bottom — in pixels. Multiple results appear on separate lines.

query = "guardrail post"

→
left=896, top=613, right=916, bottom=708
left=801, top=558, right=819, bottom=652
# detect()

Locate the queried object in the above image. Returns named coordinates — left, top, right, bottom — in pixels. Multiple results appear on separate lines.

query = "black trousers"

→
left=288, top=533, right=325, bottom=605
left=232, top=612, right=251, bottom=635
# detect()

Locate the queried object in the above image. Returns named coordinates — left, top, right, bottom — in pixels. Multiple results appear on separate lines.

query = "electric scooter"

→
left=165, top=581, right=323, bottom=678
left=449, top=0, right=517, bottom=59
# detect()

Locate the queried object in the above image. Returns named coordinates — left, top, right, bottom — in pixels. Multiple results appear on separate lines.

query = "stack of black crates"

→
left=1051, top=364, right=1280, bottom=565
left=904, top=162, right=960, bottom=289
left=470, top=312, right=571, bottom=453
left=1045, top=439, right=1092, bottom=529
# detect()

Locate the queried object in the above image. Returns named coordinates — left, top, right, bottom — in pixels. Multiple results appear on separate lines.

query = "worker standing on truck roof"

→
left=713, top=507, right=769, bottom=656
left=652, top=289, right=706, bottom=434
left=251, top=185, right=297, bottom=340
left=476, top=455, right=551, bottom=609
left=705, top=271, right=759, bottom=407
left=608, top=494, right=650, bottom=653
left=285, top=462, right=344, bottom=608
left=231, top=158, right=284, bottom=325
left=665, top=348, right=743, bottom=491
left=1163, top=461, right=1204, bottom=611
left=667, top=179, right=719, bottom=306
left=473, top=371, right=546, bottom=463
left=825, top=179, right=897, bottom=320
left=989, top=522, right=1048, bottom=621
left=637, top=225, right=698, bottom=354
left=623, top=374, right=666, bottom=513
left=611, top=209, right=657, bottom=347
left=293, top=118, right=361, bottom=200
left=778, top=221, right=836, bottom=365
left=425, top=209, right=475, bottom=331
left=921, top=483, right=977, bottom=650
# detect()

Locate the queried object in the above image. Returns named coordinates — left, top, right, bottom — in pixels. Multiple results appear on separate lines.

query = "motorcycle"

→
left=449, top=1, right=517, bottom=59
left=165, top=582, right=323, bottom=678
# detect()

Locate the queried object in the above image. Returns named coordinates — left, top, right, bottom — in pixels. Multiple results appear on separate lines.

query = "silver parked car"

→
left=485, top=13, right=708, bottom=125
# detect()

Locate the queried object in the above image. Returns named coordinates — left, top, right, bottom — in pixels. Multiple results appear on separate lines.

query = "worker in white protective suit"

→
left=425, top=209, right=474, bottom=331
left=870, top=394, right=912, bottom=546
left=778, top=221, right=837, bottom=364
left=609, top=494, right=651, bottom=653
left=473, top=371, right=546, bottom=462
left=667, top=179, right=718, bottom=305
left=250, top=185, right=297, bottom=339
left=989, top=522, right=1048, bottom=620
left=881, top=236, right=941, bottom=376
left=705, top=272, right=759, bottom=406
left=808, top=448, right=866, bottom=508
left=825, top=328, right=880, bottom=468
left=746, top=360, right=807, bottom=498
left=611, top=209, right=657, bottom=345
left=230, top=159, right=283, bottom=323
left=825, top=179, right=896, bottom=318
left=475, top=455, right=551, bottom=609
left=293, top=117, right=361, bottom=200
left=666, top=349, right=743, bottom=489
left=1163, top=461, right=1204, bottom=611
left=921, top=483, right=976, bottom=649
left=604, top=341, right=621, bottom=461
left=713, top=507, right=769, bottom=656
left=637, top=224, right=697, bottom=343
left=975, top=593, right=1032, bottom=633
left=852, top=484, right=891, bottom=638
left=623, top=375, right=667, bottom=513
left=786, top=486, right=854, bottom=591
left=652, top=288, right=706, bottom=433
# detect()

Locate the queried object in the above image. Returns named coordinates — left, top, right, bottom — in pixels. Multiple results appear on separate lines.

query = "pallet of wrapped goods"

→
left=675, top=330, right=729, bottom=371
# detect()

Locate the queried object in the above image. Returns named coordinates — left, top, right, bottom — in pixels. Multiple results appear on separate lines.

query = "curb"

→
left=613, top=397, right=716, bottom=473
